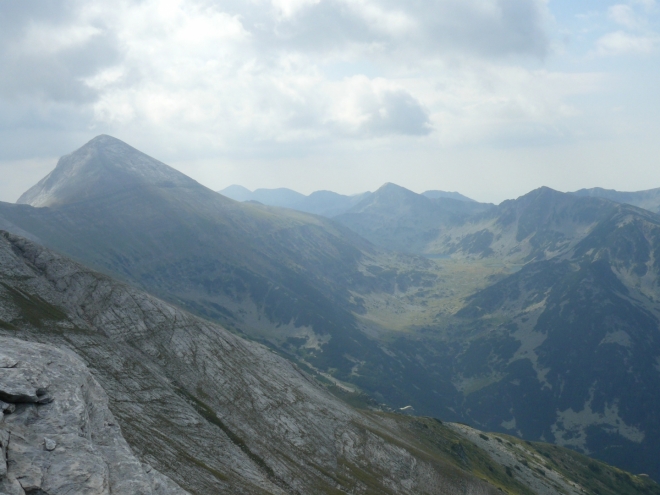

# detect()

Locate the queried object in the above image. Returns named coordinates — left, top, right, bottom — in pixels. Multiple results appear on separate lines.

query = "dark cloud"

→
left=363, top=90, right=432, bottom=136
left=221, top=0, right=550, bottom=59
left=0, top=1, right=121, bottom=103
left=401, top=0, right=550, bottom=58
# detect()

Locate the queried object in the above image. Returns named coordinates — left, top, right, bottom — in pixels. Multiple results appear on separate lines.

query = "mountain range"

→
left=2, top=135, right=660, bottom=486
left=219, top=184, right=478, bottom=218
left=572, top=187, right=660, bottom=215
left=223, top=183, right=660, bottom=257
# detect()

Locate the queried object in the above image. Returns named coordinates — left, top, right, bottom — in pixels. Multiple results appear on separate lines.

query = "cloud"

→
left=631, top=0, right=657, bottom=12
left=0, top=1, right=120, bottom=102
left=596, top=31, right=658, bottom=55
left=609, top=4, right=645, bottom=29
left=239, top=0, right=551, bottom=59
left=596, top=1, right=660, bottom=56
left=325, top=77, right=431, bottom=137
left=0, top=0, right=598, bottom=169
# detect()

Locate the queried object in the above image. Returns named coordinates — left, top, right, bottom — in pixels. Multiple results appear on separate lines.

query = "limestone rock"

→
left=0, top=338, right=188, bottom=495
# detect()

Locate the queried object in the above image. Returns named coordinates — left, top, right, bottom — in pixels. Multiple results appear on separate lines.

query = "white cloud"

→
left=631, top=0, right=657, bottom=12
left=596, top=30, right=658, bottom=55
left=609, top=4, right=644, bottom=29
left=7, top=0, right=551, bottom=153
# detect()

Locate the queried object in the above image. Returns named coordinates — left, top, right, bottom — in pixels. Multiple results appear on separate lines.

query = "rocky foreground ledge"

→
left=0, top=337, right=187, bottom=495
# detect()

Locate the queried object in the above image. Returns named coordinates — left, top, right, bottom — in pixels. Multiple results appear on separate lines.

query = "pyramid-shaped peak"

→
left=17, top=135, right=201, bottom=208
left=374, top=183, right=420, bottom=196
left=378, top=182, right=408, bottom=191
left=87, top=133, right=127, bottom=146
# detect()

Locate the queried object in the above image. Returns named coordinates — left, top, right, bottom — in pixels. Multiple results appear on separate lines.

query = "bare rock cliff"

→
left=0, top=338, right=187, bottom=495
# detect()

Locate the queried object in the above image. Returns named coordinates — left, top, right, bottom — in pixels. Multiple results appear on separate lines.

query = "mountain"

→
left=422, top=190, right=477, bottom=202
left=218, top=184, right=253, bottom=201
left=17, top=135, right=199, bottom=208
left=221, top=186, right=307, bottom=208
left=572, top=187, right=660, bottom=215
left=333, top=185, right=628, bottom=261
left=402, top=193, right=660, bottom=478
left=331, top=185, right=660, bottom=478
left=294, top=190, right=371, bottom=217
left=1, top=230, right=657, bottom=495
left=428, top=186, right=619, bottom=262
left=219, top=185, right=369, bottom=216
left=0, top=135, right=447, bottom=418
left=334, top=183, right=493, bottom=254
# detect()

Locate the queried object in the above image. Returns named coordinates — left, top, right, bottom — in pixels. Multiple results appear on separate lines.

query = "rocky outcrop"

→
left=0, top=338, right=188, bottom=495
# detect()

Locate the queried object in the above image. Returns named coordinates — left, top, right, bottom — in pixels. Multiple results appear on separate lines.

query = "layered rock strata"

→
left=0, top=338, right=187, bottom=495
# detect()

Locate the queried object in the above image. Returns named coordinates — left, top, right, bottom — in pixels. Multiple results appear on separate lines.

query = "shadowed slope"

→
left=444, top=203, right=660, bottom=478
left=334, top=183, right=492, bottom=254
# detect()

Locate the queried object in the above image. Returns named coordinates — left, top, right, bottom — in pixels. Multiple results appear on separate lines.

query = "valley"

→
left=2, top=135, right=660, bottom=490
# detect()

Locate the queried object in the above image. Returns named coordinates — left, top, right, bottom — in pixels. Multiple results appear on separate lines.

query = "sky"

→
left=1, top=0, right=659, bottom=204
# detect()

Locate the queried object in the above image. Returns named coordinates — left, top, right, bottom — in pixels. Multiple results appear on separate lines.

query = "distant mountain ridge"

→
left=219, top=184, right=476, bottom=218
left=421, top=189, right=478, bottom=202
left=335, top=183, right=493, bottom=254
left=571, top=186, right=660, bottom=214
left=430, top=186, right=619, bottom=262
left=0, top=135, right=446, bottom=422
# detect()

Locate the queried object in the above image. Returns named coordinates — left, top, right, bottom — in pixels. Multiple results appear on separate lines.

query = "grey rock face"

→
left=0, top=338, right=188, bottom=495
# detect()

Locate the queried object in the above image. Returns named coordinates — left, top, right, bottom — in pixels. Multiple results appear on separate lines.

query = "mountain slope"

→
left=1, top=230, right=657, bottom=495
left=434, top=203, right=660, bottom=478
left=572, top=187, right=660, bottom=214
left=334, top=183, right=492, bottom=254
left=0, top=337, right=188, bottom=495
left=427, top=187, right=619, bottom=262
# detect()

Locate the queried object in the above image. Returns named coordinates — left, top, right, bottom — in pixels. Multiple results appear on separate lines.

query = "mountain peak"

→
left=373, top=182, right=419, bottom=197
left=17, top=135, right=200, bottom=207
